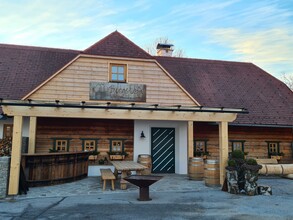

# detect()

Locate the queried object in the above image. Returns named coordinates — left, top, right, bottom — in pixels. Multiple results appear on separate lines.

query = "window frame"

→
left=109, top=138, right=127, bottom=153
left=109, top=63, right=127, bottom=83
left=51, top=138, right=72, bottom=152
left=80, top=138, right=99, bottom=152
left=230, top=140, right=245, bottom=152
left=266, top=141, right=280, bottom=156
left=193, top=139, right=208, bottom=157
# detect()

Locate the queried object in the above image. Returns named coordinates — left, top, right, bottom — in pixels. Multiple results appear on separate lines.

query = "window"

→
left=193, top=140, right=208, bottom=157
left=56, top=140, right=68, bottom=152
left=110, top=63, right=127, bottom=82
left=3, top=124, right=13, bottom=139
left=109, top=138, right=126, bottom=153
left=52, top=138, right=71, bottom=152
left=267, top=141, right=280, bottom=156
left=81, top=138, right=99, bottom=152
left=230, top=140, right=245, bottom=152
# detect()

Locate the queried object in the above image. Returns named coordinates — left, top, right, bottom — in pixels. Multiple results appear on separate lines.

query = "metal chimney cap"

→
left=156, top=43, right=174, bottom=49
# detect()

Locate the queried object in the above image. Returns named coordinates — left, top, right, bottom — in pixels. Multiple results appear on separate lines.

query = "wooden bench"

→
left=100, top=168, right=116, bottom=191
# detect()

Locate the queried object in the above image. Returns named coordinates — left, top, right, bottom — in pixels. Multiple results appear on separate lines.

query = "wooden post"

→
left=8, top=116, right=23, bottom=195
left=28, top=117, right=37, bottom=154
left=219, top=121, right=228, bottom=186
left=187, top=121, right=194, bottom=159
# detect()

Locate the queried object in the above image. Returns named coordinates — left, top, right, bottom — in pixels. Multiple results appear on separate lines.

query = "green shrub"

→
left=228, top=159, right=237, bottom=167
left=246, top=158, right=257, bottom=165
left=231, top=150, right=245, bottom=159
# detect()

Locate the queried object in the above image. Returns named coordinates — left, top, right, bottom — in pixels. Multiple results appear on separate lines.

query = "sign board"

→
left=90, top=82, right=146, bottom=102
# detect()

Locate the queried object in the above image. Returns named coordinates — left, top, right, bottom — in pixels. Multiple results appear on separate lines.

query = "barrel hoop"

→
left=205, top=168, right=219, bottom=171
left=205, top=160, right=219, bottom=164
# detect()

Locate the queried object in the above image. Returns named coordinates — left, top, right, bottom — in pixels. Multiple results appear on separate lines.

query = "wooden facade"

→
left=194, top=122, right=293, bottom=163
left=27, top=56, right=196, bottom=106
left=36, top=118, right=134, bottom=160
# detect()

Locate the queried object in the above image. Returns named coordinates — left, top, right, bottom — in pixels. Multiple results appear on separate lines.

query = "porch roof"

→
left=1, top=99, right=247, bottom=122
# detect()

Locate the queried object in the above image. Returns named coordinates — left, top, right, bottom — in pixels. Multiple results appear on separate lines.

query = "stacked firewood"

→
left=0, top=137, right=12, bottom=156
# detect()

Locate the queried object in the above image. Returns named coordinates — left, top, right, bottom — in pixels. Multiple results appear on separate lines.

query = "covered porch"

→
left=1, top=99, right=247, bottom=195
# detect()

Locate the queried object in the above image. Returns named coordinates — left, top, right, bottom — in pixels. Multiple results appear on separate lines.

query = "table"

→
left=110, top=161, right=147, bottom=189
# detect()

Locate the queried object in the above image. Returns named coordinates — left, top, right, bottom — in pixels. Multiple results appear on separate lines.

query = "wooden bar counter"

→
left=21, top=152, right=89, bottom=187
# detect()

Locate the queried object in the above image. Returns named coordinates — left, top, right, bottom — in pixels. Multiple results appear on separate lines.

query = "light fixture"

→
left=140, top=131, right=146, bottom=138
left=80, top=101, right=86, bottom=106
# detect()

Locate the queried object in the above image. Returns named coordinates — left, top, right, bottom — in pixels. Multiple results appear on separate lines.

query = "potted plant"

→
left=225, top=150, right=246, bottom=193
left=89, top=150, right=100, bottom=161
left=108, top=151, right=128, bottom=160
left=270, top=152, right=284, bottom=161
left=194, top=150, right=209, bottom=159
left=242, top=158, right=262, bottom=196
left=225, top=159, right=239, bottom=194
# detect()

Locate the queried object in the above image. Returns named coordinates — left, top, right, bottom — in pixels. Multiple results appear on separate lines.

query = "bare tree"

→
left=145, top=37, right=186, bottom=57
left=281, top=73, right=293, bottom=91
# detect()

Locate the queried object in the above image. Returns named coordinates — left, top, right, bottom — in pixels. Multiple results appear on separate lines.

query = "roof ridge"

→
left=0, top=43, right=81, bottom=53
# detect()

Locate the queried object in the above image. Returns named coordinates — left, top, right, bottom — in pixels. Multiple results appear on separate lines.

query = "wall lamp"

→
left=140, top=131, right=146, bottom=138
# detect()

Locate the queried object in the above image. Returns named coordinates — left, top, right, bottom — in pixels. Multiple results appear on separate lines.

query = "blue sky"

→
left=0, top=0, right=292, bottom=80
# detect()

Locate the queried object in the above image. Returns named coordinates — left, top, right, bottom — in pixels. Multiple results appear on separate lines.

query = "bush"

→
left=228, top=159, right=237, bottom=167
left=231, top=150, right=245, bottom=159
left=246, top=158, right=257, bottom=165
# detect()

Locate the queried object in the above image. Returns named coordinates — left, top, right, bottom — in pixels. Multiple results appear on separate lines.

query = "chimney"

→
left=156, top=43, right=174, bottom=57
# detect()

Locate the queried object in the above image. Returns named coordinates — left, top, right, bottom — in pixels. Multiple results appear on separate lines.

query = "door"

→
left=151, top=128, right=175, bottom=173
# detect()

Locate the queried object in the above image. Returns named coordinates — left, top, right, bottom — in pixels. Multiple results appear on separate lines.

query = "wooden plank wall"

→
left=28, top=57, right=195, bottom=106
left=35, top=118, right=134, bottom=160
left=194, top=122, right=293, bottom=163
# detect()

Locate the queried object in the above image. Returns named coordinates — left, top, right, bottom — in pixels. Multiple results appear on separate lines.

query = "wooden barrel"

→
left=204, top=159, right=220, bottom=187
left=188, top=157, right=204, bottom=180
left=137, top=154, right=152, bottom=175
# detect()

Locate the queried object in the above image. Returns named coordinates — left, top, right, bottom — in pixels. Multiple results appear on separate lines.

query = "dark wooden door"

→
left=151, top=128, right=175, bottom=173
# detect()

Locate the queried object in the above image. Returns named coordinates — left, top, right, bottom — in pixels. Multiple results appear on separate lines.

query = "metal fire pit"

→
left=124, top=175, right=163, bottom=201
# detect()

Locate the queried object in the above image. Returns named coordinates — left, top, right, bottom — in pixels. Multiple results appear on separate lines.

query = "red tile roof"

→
left=83, top=31, right=153, bottom=59
left=0, top=32, right=292, bottom=126
left=0, top=44, right=80, bottom=100
left=156, top=56, right=293, bottom=126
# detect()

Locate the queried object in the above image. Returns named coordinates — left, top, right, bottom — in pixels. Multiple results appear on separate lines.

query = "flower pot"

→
left=109, top=155, right=125, bottom=161
left=226, top=169, right=239, bottom=194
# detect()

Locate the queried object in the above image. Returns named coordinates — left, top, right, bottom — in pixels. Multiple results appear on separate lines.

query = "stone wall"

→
left=0, top=156, right=10, bottom=198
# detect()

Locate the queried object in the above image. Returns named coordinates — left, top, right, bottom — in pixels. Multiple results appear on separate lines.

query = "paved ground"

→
left=1, top=174, right=293, bottom=219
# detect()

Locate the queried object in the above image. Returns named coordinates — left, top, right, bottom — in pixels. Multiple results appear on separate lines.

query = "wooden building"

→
left=0, top=31, right=292, bottom=195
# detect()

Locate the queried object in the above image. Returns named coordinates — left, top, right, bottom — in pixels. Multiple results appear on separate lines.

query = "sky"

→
left=0, top=0, right=292, bottom=81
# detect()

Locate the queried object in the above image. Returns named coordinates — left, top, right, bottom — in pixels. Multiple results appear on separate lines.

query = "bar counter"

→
left=22, top=152, right=89, bottom=187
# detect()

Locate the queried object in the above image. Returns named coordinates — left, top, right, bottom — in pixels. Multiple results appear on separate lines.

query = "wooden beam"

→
left=8, top=116, right=23, bottom=195
left=187, top=121, right=194, bottom=158
left=28, top=117, right=37, bottom=154
left=219, top=121, right=229, bottom=186
left=2, top=106, right=237, bottom=122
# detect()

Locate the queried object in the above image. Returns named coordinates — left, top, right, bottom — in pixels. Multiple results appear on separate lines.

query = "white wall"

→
left=134, top=120, right=188, bottom=174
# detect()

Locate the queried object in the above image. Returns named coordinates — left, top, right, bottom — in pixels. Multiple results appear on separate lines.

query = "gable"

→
left=83, top=31, right=153, bottom=59
left=25, top=56, right=198, bottom=106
